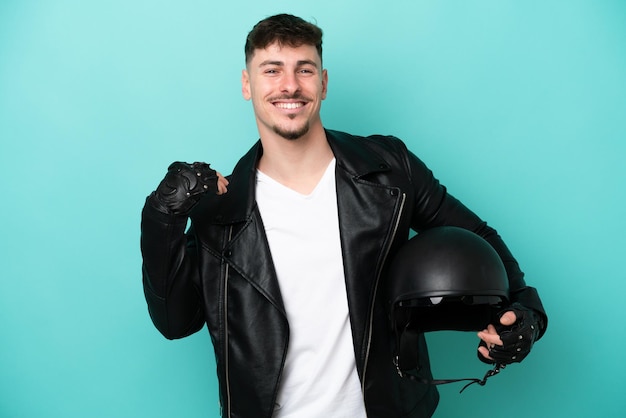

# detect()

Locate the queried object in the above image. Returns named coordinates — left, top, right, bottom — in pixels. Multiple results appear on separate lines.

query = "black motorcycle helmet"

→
left=386, top=226, right=510, bottom=384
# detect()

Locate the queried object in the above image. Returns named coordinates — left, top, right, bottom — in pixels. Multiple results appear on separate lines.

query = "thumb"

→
left=500, top=310, right=517, bottom=326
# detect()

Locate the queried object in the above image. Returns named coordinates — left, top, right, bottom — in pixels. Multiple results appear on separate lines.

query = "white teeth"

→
left=275, top=102, right=303, bottom=109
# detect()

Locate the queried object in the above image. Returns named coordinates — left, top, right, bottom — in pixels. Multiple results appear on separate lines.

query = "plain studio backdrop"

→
left=1, top=1, right=624, bottom=417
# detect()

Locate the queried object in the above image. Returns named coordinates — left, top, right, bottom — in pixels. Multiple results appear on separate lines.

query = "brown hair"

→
left=245, top=14, right=323, bottom=64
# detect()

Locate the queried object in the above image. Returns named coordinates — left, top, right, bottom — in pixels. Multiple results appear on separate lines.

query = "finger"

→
left=216, top=179, right=228, bottom=195
left=217, top=181, right=228, bottom=195
left=216, top=172, right=229, bottom=185
left=477, top=324, right=503, bottom=346
left=478, top=324, right=498, bottom=337
left=478, top=333, right=503, bottom=346
left=500, top=311, right=517, bottom=326
left=478, top=346, right=493, bottom=360
left=211, top=172, right=226, bottom=195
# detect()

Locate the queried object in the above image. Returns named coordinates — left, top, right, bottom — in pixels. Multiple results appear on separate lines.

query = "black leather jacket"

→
left=141, top=130, right=546, bottom=417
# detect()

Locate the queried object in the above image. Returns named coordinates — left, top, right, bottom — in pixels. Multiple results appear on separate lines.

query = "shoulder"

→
left=326, top=129, right=416, bottom=173
left=326, top=129, right=407, bottom=151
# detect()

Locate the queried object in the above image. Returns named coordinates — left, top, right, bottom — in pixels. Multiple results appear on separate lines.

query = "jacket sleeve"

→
left=403, top=144, right=548, bottom=338
left=140, top=197, right=205, bottom=339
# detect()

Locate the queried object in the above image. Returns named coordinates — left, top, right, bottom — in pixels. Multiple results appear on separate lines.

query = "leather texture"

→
left=150, top=161, right=218, bottom=215
left=477, top=302, right=544, bottom=365
left=140, top=129, right=547, bottom=418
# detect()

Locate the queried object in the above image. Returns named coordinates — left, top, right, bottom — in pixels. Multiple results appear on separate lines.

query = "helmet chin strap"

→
left=394, top=357, right=506, bottom=393
left=394, top=326, right=506, bottom=393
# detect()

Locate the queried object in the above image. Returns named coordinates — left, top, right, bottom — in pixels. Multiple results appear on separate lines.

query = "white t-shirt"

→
left=255, top=159, right=368, bottom=418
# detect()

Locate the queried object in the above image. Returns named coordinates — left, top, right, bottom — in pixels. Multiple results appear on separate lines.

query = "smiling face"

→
left=242, top=43, right=328, bottom=141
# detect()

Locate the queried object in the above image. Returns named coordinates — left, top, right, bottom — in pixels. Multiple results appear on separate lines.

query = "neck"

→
left=257, top=124, right=334, bottom=194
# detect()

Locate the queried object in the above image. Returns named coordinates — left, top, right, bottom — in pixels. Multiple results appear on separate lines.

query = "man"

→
left=140, top=13, right=547, bottom=418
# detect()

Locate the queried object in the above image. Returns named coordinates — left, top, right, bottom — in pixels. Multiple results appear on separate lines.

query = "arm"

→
left=140, top=162, right=228, bottom=339
left=402, top=145, right=547, bottom=349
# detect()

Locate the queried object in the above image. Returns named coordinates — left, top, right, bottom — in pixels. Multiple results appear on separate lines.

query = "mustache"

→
left=269, top=93, right=311, bottom=101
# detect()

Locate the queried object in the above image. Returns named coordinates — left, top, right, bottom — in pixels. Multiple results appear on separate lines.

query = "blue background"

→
left=1, top=1, right=625, bottom=417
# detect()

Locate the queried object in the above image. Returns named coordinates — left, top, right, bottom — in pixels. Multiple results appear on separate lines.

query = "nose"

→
left=280, top=71, right=301, bottom=95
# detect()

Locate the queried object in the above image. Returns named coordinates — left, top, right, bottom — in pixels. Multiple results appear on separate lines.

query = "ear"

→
left=241, top=69, right=251, bottom=100
left=321, top=69, right=328, bottom=100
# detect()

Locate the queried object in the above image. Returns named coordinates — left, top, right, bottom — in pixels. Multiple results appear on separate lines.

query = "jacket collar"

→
left=213, top=129, right=391, bottom=224
left=326, top=129, right=392, bottom=179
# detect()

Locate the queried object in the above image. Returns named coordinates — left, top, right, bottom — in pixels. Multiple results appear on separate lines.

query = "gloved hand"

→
left=149, top=161, right=219, bottom=215
left=477, top=302, right=543, bottom=365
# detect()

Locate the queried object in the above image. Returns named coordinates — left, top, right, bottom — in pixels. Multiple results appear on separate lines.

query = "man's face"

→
left=242, top=43, right=328, bottom=141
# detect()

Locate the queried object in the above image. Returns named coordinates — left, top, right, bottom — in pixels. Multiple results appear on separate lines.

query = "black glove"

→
left=478, top=302, right=543, bottom=365
left=149, top=161, right=218, bottom=215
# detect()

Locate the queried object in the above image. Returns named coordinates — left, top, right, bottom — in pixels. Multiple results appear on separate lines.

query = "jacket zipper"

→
left=223, top=226, right=234, bottom=417
left=361, top=191, right=406, bottom=399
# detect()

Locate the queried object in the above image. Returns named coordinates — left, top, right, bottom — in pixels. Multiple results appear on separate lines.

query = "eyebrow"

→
left=258, top=59, right=319, bottom=68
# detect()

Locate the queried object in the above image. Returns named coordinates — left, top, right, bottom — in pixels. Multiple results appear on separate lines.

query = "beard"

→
left=272, top=116, right=310, bottom=141
left=267, top=92, right=313, bottom=140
